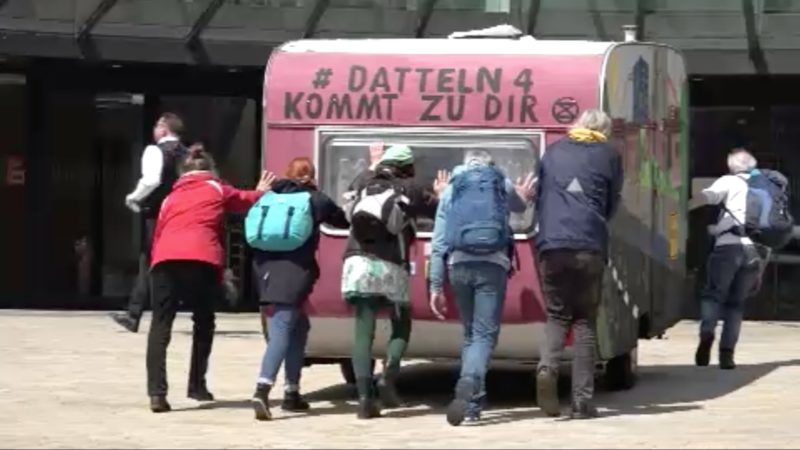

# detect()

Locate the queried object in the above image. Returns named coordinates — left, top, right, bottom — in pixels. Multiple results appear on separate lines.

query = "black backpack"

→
left=726, top=169, right=794, bottom=249
left=348, top=171, right=410, bottom=244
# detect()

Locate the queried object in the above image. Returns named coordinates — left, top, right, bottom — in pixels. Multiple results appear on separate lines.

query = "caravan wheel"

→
left=339, top=358, right=376, bottom=385
left=603, top=347, right=638, bottom=391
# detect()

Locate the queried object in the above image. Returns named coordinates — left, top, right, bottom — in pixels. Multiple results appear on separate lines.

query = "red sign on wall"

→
left=5, top=156, right=25, bottom=186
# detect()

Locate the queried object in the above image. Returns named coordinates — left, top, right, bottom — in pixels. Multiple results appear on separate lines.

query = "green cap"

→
left=380, top=144, right=414, bottom=165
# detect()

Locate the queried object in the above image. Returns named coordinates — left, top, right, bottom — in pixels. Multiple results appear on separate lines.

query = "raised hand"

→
left=514, top=172, right=537, bottom=201
left=369, top=142, right=384, bottom=170
left=433, top=170, right=451, bottom=198
left=255, top=171, right=277, bottom=192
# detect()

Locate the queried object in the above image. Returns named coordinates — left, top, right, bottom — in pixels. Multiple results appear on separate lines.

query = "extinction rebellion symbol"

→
left=551, top=97, right=580, bottom=124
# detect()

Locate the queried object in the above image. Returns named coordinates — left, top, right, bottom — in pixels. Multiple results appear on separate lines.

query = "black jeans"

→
left=146, top=261, right=219, bottom=397
left=538, top=249, right=605, bottom=404
left=127, top=217, right=156, bottom=319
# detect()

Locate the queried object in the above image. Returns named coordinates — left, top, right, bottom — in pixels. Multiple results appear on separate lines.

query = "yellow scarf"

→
left=568, top=128, right=608, bottom=143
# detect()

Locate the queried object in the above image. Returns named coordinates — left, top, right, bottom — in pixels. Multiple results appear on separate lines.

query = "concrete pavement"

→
left=1, top=311, right=799, bottom=449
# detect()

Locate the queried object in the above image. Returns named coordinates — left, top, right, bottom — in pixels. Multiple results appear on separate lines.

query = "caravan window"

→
left=317, top=128, right=542, bottom=235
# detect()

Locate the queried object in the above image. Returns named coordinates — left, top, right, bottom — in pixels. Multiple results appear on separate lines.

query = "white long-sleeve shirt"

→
left=127, top=135, right=179, bottom=202
left=701, top=173, right=754, bottom=246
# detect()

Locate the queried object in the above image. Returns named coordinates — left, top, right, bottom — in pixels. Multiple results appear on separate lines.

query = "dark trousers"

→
left=539, top=249, right=605, bottom=404
left=699, top=244, right=761, bottom=351
left=146, top=261, right=219, bottom=397
left=127, top=217, right=156, bottom=319
left=350, top=296, right=411, bottom=384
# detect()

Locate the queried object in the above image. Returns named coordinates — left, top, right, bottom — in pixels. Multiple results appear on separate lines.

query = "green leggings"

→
left=351, top=296, right=412, bottom=381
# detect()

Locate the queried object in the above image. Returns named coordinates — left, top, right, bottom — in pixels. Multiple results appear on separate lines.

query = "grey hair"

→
left=727, top=148, right=757, bottom=174
left=571, top=109, right=612, bottom=136
left=463, top=149, right=493, bottom=165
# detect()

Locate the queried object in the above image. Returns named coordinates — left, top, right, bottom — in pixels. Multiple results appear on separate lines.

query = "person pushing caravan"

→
left=429, top=149, right=535, bottom=426
left=145, top=144, right=273, bottom=413
left=341, top=144, right=446, bottom=419
left=246, top=157, right=349, bottom=421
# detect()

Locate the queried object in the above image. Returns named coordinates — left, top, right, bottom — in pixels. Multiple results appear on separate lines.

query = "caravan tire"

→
left=603, top=347, right=638, bottom=391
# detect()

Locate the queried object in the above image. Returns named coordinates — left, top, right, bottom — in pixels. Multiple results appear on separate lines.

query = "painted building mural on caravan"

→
left=602, top=43, right=689, bottom=337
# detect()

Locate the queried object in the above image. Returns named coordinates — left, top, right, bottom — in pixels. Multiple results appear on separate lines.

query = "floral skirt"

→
left=341, top=255, right=410, bottom=306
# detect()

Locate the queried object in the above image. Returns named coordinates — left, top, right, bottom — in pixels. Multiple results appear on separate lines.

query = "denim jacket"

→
left=429, top=162, right=528, bottom=293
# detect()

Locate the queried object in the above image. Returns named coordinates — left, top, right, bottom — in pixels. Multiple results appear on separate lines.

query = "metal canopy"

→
left=76, top=0, right=119, bottom=60
left=742, top=0, right=769, bottom=74
left=186, top=0, right=226, bottom=64
left=302, top=0, right=331, bottom=39
left=526, top=0, right=541, bottom=36
left=415, top=0, right=439, bottom=38
left=633, top=0, right=645, bottom=41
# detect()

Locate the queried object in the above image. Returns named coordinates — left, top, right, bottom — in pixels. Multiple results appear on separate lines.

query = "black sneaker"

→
left=252, top=384, right=272, bottom=421
left=446, top=378, right=474, bottom=427
left=695, top=336, right=713, bottom=367
left=281, top=391, right=310, bottom=412
left=536, top=367, right=561, bottom=417
left=377, top=373, right=404, bottom=408
left=110, top=312, right=140, bottom=333
left=150, top=395, right=171, bottom=413
left=188, top=388, right=215, bottom=402
left=569, top=402, right=599, bottom=420
left=357, top=396, right=381, bottom=419
left=719, top=349, right=736, bottom=370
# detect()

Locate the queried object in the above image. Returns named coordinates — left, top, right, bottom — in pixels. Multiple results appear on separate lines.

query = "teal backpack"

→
left=245, top=191, right=313, bottom=252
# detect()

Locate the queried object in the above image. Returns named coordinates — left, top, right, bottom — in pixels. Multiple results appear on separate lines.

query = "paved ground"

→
left=1, top=311, right=800, bottom=449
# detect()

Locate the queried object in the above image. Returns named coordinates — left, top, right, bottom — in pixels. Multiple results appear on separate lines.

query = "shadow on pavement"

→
left=172, top=358, right=800, bottom=421
left=597, top=358, right=800, bottom=417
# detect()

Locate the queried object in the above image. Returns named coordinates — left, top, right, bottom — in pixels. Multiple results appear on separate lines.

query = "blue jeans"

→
left=699, top=244, right=761, bottom=350
left=449, top=262, right=508, bottom=415
left=258, top=304, right=310, bottom=390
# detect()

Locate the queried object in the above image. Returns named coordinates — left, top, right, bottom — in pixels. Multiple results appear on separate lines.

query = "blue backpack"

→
left=245, top=191, right=313, bottom=252
left=445, top=165, right=510, bottom=254
left=734, top=169, right=794, bottom=249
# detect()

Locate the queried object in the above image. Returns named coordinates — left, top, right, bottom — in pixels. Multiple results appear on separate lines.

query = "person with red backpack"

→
left=429, top=149, right=535, bottom=426
left=146, top=144, right=274, bottom=413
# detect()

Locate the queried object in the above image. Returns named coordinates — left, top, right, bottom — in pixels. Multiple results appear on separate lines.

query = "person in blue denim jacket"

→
left=429, top=149, right=536, bottom=426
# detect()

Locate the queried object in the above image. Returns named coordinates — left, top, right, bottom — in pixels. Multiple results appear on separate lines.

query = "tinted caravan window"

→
left=317, top=129, right=542, bottom=234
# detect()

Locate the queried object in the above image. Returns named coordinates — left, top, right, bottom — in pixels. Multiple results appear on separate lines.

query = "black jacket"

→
left=534, top=137, right=623, bottom=256
left=342, top=167, right=438, bottom=268
left=253, top=179, right=349, bottom=305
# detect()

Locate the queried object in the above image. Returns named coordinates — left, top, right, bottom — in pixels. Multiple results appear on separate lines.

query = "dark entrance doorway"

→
left=689, top=76, right=800, bottom=320
left=14, top=60, right=263, bottom=311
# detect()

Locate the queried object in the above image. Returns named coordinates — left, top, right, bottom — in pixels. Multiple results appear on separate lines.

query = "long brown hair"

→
left=285, top=157, right=316, bottom=186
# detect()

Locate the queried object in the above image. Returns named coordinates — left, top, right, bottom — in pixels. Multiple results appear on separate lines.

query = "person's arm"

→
left=222, top=183, right=264, bottom=214
left=429, top=186, right=452, bottom=295
left=318, top=192, right=350, bottom=229
left=691, top=176, right=731, bottom=211
left=126, top=145, right=163, bottom=209
left=606, top=152, right=624, bottom=218
left=505, top=178, right=528, bottom=214
left=405, top=181, right=439, bottom=219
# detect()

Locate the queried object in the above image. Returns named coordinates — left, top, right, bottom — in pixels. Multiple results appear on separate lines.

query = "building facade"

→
left=1, top=0, right=799, bottom=318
